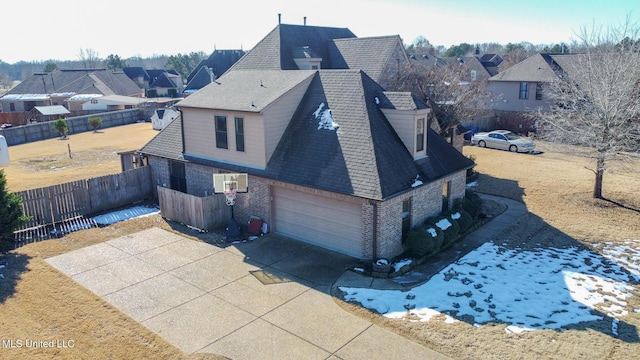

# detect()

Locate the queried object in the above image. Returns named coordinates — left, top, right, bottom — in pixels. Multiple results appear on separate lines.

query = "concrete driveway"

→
left=46, top=227, right=448, bottom=359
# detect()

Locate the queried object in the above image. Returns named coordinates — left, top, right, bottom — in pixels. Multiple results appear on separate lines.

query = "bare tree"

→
left=383, top=60, right=490, bottom=132
left=78, top=48, right=102, bottom=69
left=538, top=17, right=640, bottom=199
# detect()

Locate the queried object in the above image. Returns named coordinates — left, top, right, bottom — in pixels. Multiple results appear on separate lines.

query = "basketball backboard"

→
left=213, top=173, right=248, bottom=193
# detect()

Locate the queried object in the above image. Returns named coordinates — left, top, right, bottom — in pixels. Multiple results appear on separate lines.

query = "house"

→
left=486, top=53, right=564, bottom=132
left=141, top=68, right=473, bottom=260
left=138, top=23, right=474, bottom=260
left=146, top=69, right=183, bottom=98
left=150, top=107, right=180, bottom=130
left=80, top=94, right=148, bottom=111
left=184, top=49, right=245, bottom=95
left=0, top=68, right=143, bottom=112
left=0, top=68, right=143, bottom=114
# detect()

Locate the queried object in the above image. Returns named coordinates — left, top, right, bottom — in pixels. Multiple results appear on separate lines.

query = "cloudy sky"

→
left=1, top=0, right=636, bottom=63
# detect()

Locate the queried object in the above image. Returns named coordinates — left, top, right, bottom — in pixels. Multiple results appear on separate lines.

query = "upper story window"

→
left=471, top=70, right=477, bottom=81
left=215, top=115, right=228, bottom=149
left=91, top=99, right=98, bottom=104
left=416, top=118, right=425, bottom=152
left=535, top=83, right=543, bottom=100
left=235, top=117, right=245, bottom=152
left=519, top=82, right=529, bottom=99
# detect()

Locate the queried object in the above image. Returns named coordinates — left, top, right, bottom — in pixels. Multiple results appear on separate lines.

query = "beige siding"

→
left=381, top=108, right=429, bottom=158
left=263, top=75, right=314, bottom=162
left=182, top=107, right=267, bottom=168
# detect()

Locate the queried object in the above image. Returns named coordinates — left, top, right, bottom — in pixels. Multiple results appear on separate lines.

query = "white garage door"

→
left=272, top=187, right=363, bottom=258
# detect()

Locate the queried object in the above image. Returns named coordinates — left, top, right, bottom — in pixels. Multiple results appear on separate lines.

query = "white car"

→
left=471, top=130, right=535, bottom=153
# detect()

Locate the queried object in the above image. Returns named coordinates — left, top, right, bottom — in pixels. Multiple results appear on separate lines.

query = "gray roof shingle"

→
left=176, top=70, right=316, bottom=112
left=142, top=69, right=473, bottom=200
left=227, top=24, right=356, bottom=72
left=5, top=68, right=142, bottom=97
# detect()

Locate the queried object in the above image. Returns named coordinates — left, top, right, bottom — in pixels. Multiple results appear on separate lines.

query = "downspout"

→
left=370, top=200, right=378, bottom=260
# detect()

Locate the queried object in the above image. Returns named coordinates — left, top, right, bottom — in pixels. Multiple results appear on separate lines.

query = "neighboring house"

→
left=184, top=49, right=245, bottom=95
left=146, top=69, right=183, bottom=98
left=122, top=67, right=151, bottom=89
left=442, top=56, right=493, bottom=83
left=150, top=107, right=180, bottom=130
left=80, top=94, right=148, bottom=111
left=486, top=53, right=564, bottom=132
left=140, top=69, right=473, bottom=260
left=0, top=68, right=143, bottom=113
left=65, top=94, right=103, bottom=111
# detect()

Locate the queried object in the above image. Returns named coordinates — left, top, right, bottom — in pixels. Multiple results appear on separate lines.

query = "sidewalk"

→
left=333, top=194, right=528, bottom=290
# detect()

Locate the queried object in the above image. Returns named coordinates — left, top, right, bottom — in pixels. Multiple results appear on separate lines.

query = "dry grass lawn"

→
left=1, top=128, right=639, bottom=359
left=336, top=141, right=640, bottom=360
left=2, top=122, right=159, bottom=192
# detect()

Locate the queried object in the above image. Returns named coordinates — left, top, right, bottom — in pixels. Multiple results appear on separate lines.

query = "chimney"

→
left=278, top=13, right=281, bottom=24
left=304, top=16, right=306, bottom=26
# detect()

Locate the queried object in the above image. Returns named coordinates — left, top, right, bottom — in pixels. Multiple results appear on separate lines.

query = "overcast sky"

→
left=1, top=0, right=636, bottom=64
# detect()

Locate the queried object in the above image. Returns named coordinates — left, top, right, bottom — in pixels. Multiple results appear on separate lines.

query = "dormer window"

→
left=292, top=46, right=322, bottom=70
left=416, top=118, right=425, bottom=152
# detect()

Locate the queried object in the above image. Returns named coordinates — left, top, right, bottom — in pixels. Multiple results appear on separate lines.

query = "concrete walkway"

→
left=46, top=228, right=450, bottom=359
left=45, top=194, right=525, bottom=359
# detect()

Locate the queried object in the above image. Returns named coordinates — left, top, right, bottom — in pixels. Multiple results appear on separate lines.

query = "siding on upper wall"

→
left=487, top=81, right=552, bottom=112
left=381, top=108, right=429, bottom=158
left=182, top=107, right=267, bottom=168
left=263, top=75, right=315, bottom=162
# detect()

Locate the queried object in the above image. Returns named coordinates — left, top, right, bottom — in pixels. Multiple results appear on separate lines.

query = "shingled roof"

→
left=5, top=68, right=142, bottom=97
left=489, top=53, right=561, bottom=83
left=176, top=70, right=316, bottom=112
left=227, top=24, right=356, bottom=72
left=143, top=69, right=473, bottom=200
left=329, top=35, right=407, bottom=81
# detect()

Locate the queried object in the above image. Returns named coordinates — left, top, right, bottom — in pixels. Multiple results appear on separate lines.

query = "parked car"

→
left=471, top=130, right=535, bottom=153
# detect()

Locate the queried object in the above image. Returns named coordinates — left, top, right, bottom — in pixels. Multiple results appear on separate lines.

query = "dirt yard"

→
left=1, top=130, right=639, bottom=359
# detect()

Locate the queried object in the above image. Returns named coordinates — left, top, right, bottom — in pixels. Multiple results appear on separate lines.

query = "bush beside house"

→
left=365, top=190, right=489, bottom=278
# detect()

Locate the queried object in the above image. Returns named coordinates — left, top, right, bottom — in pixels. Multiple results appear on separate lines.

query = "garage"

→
left=272, top=187, right=363, bottom=258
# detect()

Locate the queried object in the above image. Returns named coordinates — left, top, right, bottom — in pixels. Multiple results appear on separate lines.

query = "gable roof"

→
left=442, top=56, right=492, bottom=81
left=489, top=53, right=560, bottom=83
left=187, top=49, right=245, bottom=84
left=227, top=24, right=357, bottom=72
left=176, top=70, right=316, bottom=112
left=4, top=69, right=142, bottom=97
left=329, top=35, right=408, bottom=81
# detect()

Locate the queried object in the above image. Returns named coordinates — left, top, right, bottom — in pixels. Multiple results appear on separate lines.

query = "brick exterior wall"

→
left=147, top=156, right=467, bottom=260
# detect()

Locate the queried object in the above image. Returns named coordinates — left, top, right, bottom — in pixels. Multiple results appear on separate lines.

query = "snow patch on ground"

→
left=92, top=205, right=160, bottom=226
left=340, top=241, right=640, bottom=333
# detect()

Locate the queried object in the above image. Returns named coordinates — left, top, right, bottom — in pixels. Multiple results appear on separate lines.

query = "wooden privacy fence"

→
left=16, top=166, right=153, bottom=229
left=157, top=186, right=230, bottom=231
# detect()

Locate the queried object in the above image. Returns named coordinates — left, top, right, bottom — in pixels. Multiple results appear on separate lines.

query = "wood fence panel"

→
left=157, top=186, right=230, bottom=231
left=15, top=167, right=152, bottom=230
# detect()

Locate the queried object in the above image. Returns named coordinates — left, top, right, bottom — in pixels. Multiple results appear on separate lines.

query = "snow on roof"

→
left=314, top=102, right=339, bottom=130
left=1, top=94, right=50, bottom=101
left=67, top=94, right=103, bottom=101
